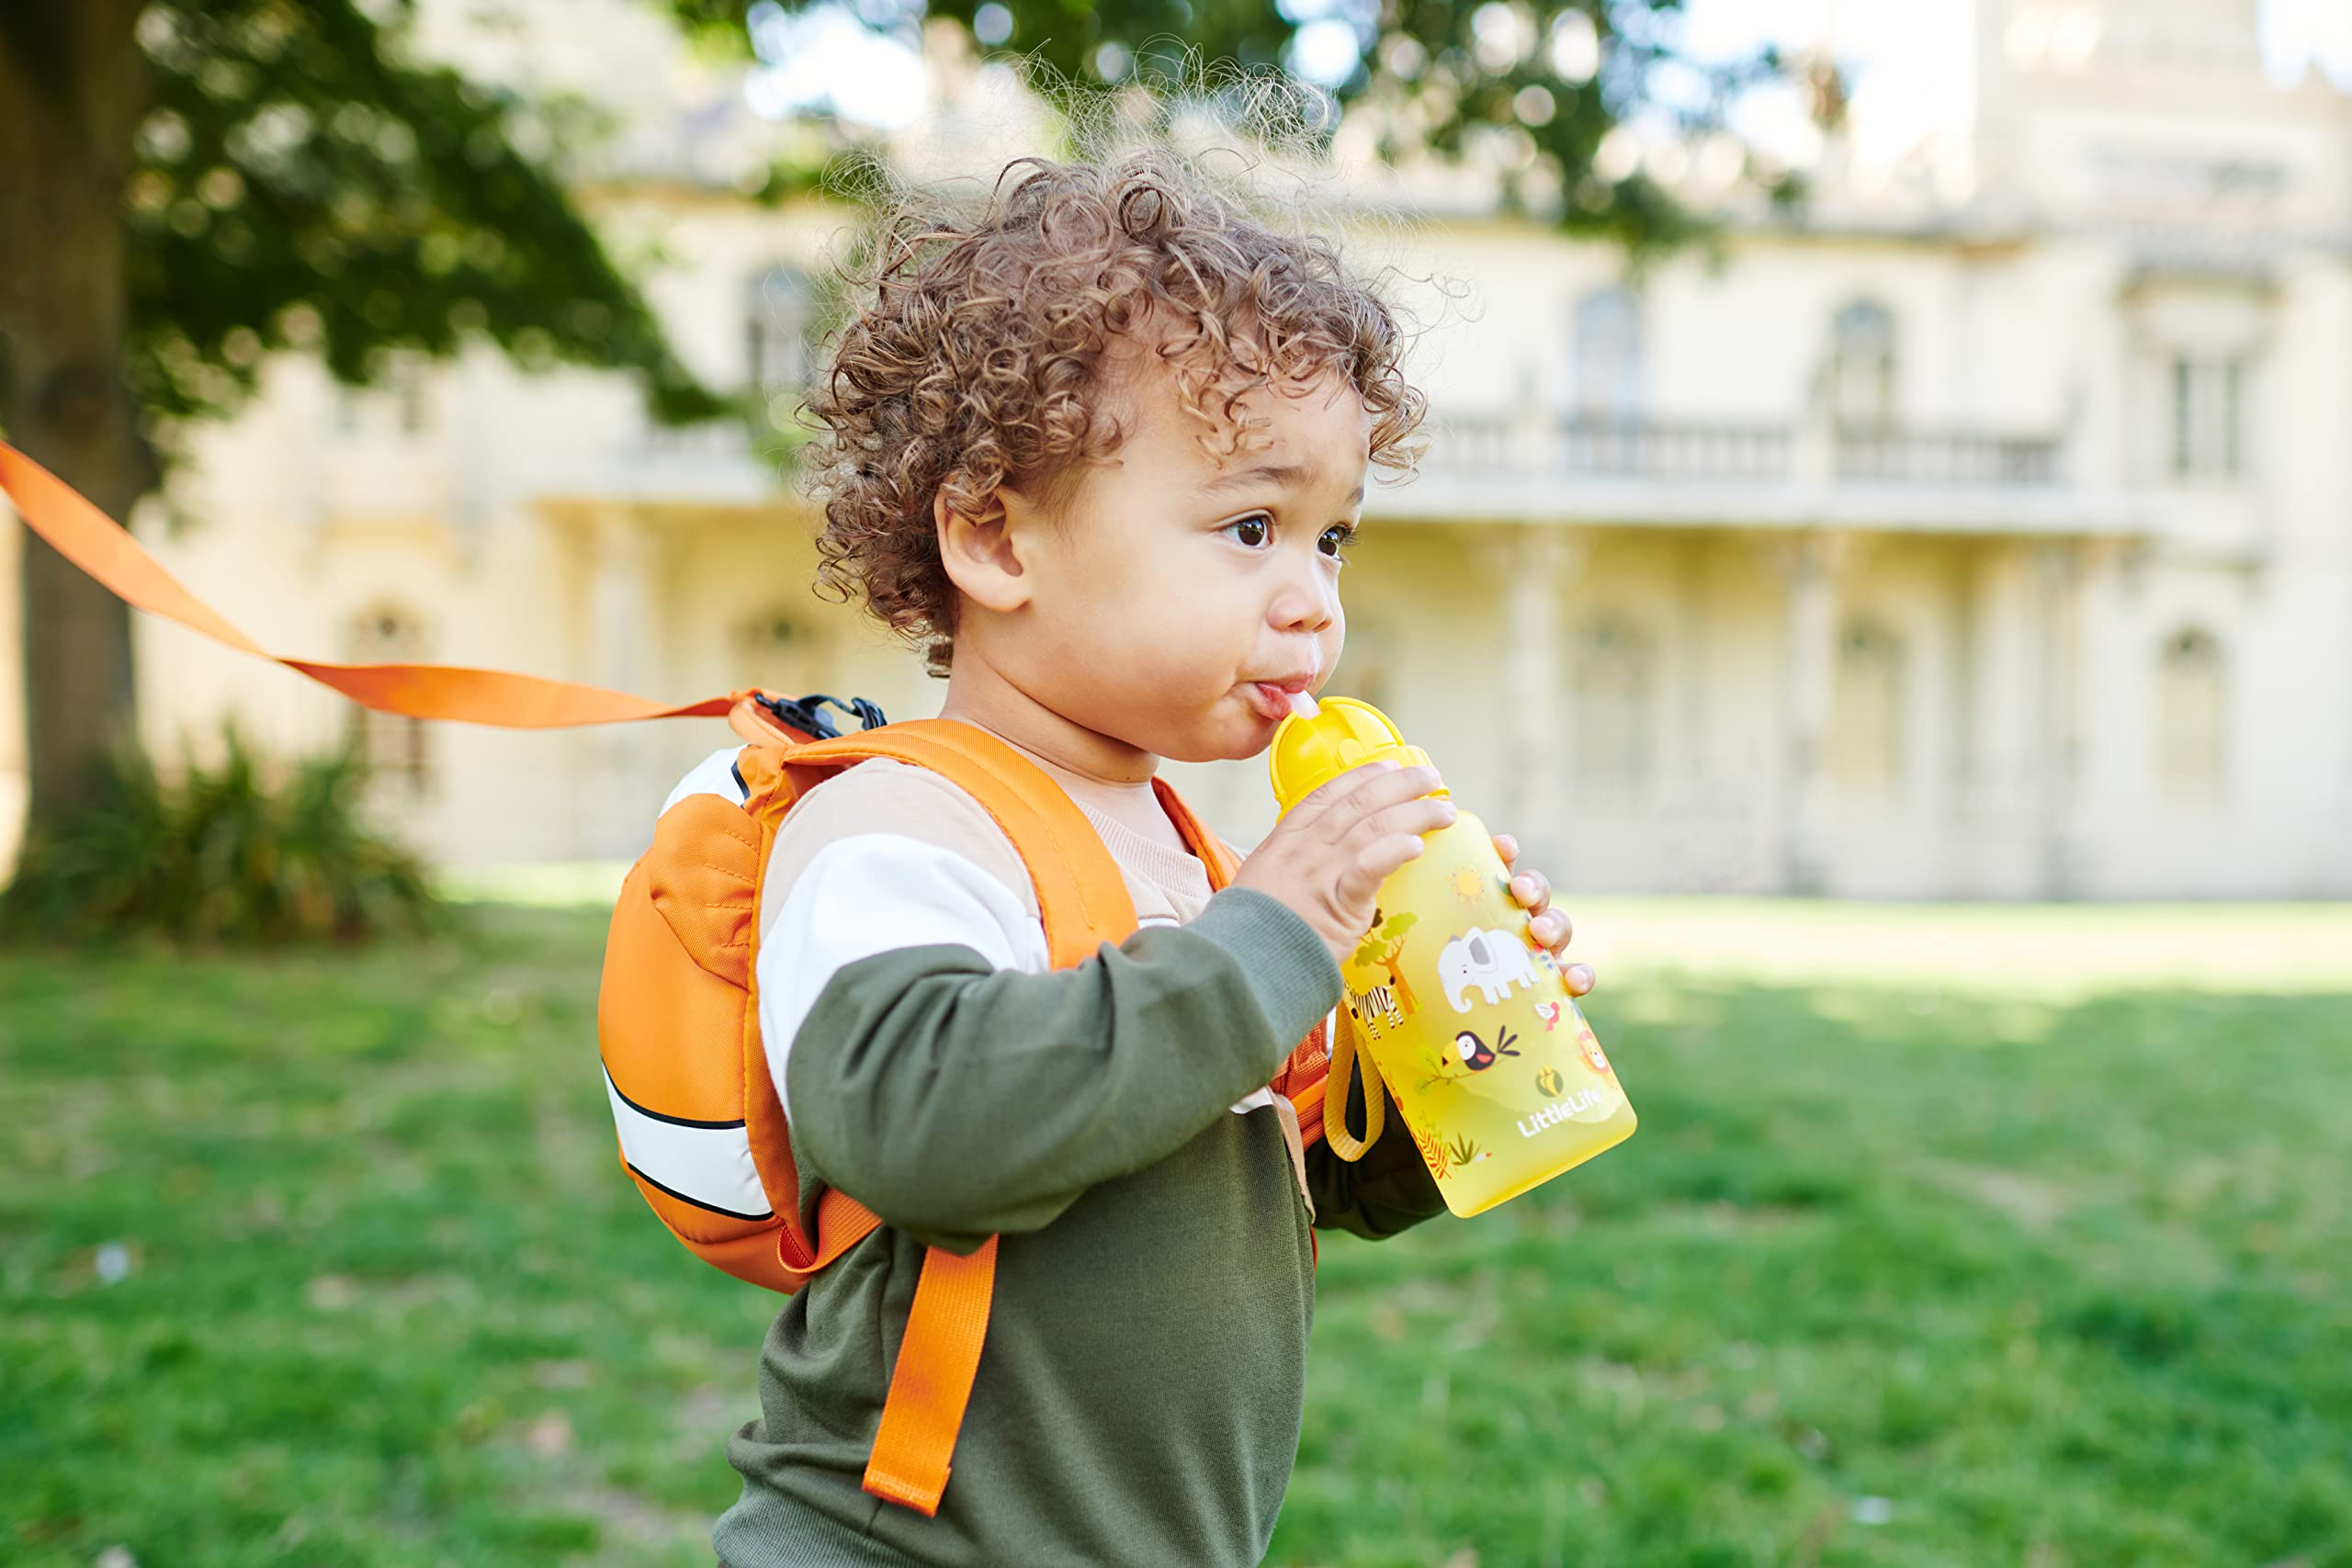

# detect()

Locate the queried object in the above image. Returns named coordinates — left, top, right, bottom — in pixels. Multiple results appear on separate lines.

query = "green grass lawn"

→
left=6, top=902, right=2348, bottom=1568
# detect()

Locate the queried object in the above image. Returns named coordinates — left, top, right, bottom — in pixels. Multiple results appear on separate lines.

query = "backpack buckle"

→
left=752, top=692, right=888, bottom=739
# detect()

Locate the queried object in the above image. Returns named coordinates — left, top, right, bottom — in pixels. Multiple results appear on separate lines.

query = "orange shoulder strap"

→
left=760, top=718, right=1143, bottom=1517
left=787, top=720, right=1139, bottom=968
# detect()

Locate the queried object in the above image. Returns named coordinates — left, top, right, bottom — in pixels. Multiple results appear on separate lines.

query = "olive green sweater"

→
left=709, top=759, right=1446, bottom=1568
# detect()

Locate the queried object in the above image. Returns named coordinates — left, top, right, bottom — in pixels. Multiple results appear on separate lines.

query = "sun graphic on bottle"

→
left=1448, top=866, right=1486, bottom=905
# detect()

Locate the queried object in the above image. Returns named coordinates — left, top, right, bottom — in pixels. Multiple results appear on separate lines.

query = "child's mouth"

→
left=1246, top=682, right=1298, bottom=721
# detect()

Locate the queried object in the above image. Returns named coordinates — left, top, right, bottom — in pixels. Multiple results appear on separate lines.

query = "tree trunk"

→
left=0, top=6, right=153, bottom=841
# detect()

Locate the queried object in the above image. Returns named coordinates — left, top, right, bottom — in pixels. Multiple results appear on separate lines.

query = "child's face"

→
left=951, top=322, right=1371, bottom=766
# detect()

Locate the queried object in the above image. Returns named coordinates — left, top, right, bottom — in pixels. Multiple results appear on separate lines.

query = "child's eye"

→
left=1319, top=523, right=1360, bottom=560
left=1224, top=515, right=1272, bottom=548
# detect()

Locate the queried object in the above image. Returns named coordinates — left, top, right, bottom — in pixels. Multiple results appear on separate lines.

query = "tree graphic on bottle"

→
left=1351, top=909, right=1421, bottom=1017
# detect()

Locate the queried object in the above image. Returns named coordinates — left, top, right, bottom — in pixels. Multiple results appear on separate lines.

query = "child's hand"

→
left=1493, top=832, right=1598, bottom=997
left=1232, top=761, right=1457, bottom=967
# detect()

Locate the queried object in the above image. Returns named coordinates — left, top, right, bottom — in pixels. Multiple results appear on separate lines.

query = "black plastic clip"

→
left=752, top=691, right=889, bottom=739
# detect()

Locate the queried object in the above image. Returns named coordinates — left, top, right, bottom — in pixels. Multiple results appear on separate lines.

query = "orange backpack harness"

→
left=0, top=440, right=1336, bottom=1521
left=604, top=691, right=1336, bottom=1515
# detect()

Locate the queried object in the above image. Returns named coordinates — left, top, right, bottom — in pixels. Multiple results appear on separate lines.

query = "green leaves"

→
left=108, top=0, right=1792, bottom=479
left=123, top=0, right=728, bottom=472
left=674, top=0, right=1792, bottom=253
left=0, top=716, right=447, bottom=947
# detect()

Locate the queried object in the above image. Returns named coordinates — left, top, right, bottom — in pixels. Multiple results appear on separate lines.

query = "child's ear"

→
left=934, top=488, right=1033, bottom=613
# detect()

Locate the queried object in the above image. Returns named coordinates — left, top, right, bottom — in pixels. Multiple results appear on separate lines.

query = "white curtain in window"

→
left=748, top=265, right=814, bottom=395
left=1572, top=288, right=1645, bottom=422
left=1829, top=300, right=1898, bottom=433
left=2167, top=357, right=2245, bottom=479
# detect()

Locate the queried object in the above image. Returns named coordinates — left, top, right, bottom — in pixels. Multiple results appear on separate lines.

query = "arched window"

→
left=2168, top=356, right=2246, bottom=479
left=1828, top=299, right=1898, bottom=433
left=2154, top=626, right=2227, bottom=801
left=331, top=353, right=434, bottom=440
left=747, top=265, right=815, bottom=397
left=1574, top=618, right=1657, bottom=801
left=343, top=604, right=433, bottom=795
left=390, top=354, right=433, bottom=436
left=1331, top=617, right=1400, bottom=715
left=1571, top=287, right=1645, bottom=423
left=733, top=603, right=842, bottom=693
left=1828, top=618, right=1905, bottom=797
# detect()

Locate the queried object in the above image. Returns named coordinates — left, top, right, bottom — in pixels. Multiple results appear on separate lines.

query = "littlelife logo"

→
left=1517, top=1087, right=1611, bottom=1138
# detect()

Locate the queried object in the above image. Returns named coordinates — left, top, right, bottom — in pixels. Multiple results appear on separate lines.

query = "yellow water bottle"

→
left=1271, top=696, right=1636, bottom=1216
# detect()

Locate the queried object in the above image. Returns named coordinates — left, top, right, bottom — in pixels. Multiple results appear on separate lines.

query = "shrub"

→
left=0, top=718, right=448, bottom=947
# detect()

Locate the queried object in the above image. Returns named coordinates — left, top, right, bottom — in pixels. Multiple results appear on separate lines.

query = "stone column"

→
left=2031, top=540, right=2088, bottom=898
left=1476, top=526, right=1585, bottom=872
left=1945, top=546, right=1985, bottom=863
left=1774, top=531, right=1851, bottom=895
left=585, top=504, right=662, bottom=857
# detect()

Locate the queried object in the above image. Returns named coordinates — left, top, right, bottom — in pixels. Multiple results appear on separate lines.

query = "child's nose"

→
left=1271, top=570, right=1337, bottom=635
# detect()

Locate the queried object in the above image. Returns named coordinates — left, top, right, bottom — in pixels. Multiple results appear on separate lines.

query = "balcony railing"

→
left=1429, top=413, right=2064, bottom=489
left=1834, top=430, right=2061, bottom=486
left=1555, top=419, right=1794, bottom=482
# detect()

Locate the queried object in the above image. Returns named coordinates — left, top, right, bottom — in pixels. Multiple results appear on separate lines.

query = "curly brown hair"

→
left=798, top=145, right=1430, bottom=678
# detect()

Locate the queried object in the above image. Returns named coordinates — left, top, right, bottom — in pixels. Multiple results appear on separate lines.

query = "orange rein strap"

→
left=1, top=438, right=1320, bottom=1508
left=0, top=440, right=729, bottom=728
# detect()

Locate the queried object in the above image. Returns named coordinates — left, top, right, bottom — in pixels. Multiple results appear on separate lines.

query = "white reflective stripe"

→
left=603, top=1066, right=773, bottom=1221
left=660, top=746, right=750, bottom=819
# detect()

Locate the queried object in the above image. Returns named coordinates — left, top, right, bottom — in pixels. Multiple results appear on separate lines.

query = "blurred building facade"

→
left=5, top=0, right=2350, bottom=897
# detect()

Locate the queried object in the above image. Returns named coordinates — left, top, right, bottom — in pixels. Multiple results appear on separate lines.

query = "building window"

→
left=1574, top=618, right=1657, bottom=801
left=736, top=605, right=814, bottom=681
left=2154, top=626, right=2226, bottom=801
left=2168, top=356, right=2245, bottom=479
left=1331, top=618, right=1400, bottom=715
left=1828, top=618, right=1905, bottom=797
left=747, top=265, right=815, bottom=396
left=1571, top=287, right=1644, bottom=423
left=343, top=604, right=434, bottom=796
left=390, top=355, right=433, bottom=435
left=1828, top=299, right=1898, bottom=434
left=332, top=355, right=434, bottom=439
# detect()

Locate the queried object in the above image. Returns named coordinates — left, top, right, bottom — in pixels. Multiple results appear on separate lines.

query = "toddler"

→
left=707, top=148, right=1593, bottom=1568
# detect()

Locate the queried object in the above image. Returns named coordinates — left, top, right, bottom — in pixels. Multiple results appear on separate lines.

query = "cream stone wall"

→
left=6, top=0, right=2350, bottom=897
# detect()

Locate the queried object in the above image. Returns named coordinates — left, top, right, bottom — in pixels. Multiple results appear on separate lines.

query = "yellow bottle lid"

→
left=1267, top=695, right=1441, bottom=814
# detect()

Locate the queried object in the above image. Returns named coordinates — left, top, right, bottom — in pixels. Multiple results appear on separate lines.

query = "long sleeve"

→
left=1304, top=1057, right=1450, bottom=1239
left=759, top=824, right=1342, bottom=1253
left=1194, top=829, right=1449, bottom=1240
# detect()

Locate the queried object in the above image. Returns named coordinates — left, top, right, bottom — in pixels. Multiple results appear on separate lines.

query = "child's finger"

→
left=1493, top=831, right=1519, bottom=868
left=1283, top=759, right=1401, bottom=829
left=1321, top=763, right=1446, bottom=839
left=1566, top=964, right=1597, bottom=996
left=1348, top=829, right=1432, bottom=900
left=1510, top=867, right=1552, bottom=916
left=1531, top=908, right=1572, bottom=950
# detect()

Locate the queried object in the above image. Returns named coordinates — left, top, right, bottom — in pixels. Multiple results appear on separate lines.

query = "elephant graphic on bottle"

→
left=1438, top=925, right=1541, bottom=1012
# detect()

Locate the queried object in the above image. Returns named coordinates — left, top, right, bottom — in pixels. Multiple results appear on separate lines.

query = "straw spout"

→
left=1267, top=694, right=1438, bottom=813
